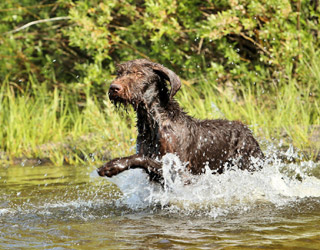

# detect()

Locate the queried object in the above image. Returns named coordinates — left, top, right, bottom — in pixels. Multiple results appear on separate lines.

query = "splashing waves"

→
left=105, top=148, right=320, bottom=218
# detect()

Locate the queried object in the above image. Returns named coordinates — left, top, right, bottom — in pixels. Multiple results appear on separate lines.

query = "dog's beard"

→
left=109, top=89, right=144, bottom=111
left=111, top=100, right=131, bottom=115
left=109, top=96, right=142, bottom=112
left=110, top=96, right=128, bottom=109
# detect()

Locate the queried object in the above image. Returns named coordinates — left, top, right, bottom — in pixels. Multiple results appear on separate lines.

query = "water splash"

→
left=102, top=147, right=320, bottom=217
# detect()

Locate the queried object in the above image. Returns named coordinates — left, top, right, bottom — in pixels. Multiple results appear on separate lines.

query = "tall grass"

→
left=1, top=49, right=319, bottom=165
left=178, top=48, right=320, bottom=159
left=0, top=80, right=136, bottom=165
left=179, top=78, right=319, bottom=153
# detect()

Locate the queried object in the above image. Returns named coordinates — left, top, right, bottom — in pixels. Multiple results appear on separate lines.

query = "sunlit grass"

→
left=0, top=49, right=319, bottom=165
left=179, top=77, right=319, bottom=155
left=178, top=49, right=320, bottom=159
left=0, top=81, right=136, bottom=165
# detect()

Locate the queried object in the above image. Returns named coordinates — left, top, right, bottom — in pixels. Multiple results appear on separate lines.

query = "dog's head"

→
left=108, top=59, right=181, bottom=108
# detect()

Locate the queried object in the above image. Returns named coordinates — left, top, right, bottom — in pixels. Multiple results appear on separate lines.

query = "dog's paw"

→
left=97, top=161, right=126, bottom=177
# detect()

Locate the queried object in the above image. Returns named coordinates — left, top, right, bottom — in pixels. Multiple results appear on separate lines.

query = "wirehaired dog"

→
left=97, top=59, right=264, bottom=183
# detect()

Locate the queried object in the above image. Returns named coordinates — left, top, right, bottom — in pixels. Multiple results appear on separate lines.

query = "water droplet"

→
left=158, top=239, right=171, bottom=244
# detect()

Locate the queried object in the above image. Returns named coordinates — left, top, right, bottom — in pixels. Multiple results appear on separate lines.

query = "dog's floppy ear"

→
left=151, top=63, right=181, bottom=99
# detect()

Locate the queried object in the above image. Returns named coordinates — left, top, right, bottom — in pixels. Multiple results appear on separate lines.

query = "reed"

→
left=178, top=47, right=320, bottom=159
left=0, top=49, right=319, bottom=165
left=0, top=80, right=136, bottom=165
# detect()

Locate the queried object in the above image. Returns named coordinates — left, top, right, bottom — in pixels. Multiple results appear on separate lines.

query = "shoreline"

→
left=1, top=145, right=319, bottom=167
left=1, top=127, right=319, bottom=167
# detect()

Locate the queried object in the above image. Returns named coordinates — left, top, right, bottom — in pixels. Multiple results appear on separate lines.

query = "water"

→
left=1, top=147, right=320, bottom=249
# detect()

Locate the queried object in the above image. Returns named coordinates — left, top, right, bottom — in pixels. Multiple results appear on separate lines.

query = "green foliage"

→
left=62, top=0, right=320, bottom=87
left=0, top=1, right=86, bottom=91
left=2, top=0, right=319, bottom=90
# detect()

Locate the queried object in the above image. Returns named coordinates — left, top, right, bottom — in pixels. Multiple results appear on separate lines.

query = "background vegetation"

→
left=0, top=0, right=319, bottom=165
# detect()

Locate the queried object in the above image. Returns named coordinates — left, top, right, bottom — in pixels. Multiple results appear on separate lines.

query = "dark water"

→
left=1, top=163, right=320, bottom=250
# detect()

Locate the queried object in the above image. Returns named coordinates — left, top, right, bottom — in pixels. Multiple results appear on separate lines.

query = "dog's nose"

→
left=109, top=83, right=122, bottom=93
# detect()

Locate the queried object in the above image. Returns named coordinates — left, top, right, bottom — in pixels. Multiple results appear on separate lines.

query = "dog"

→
left=97, top=59, right=264, bottom=183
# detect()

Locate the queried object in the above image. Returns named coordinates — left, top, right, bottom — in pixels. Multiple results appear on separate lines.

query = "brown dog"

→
left=97, top=59, right=264, bottom=183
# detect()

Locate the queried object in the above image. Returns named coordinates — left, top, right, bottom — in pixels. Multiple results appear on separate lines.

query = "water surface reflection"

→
left=1, top=163, right=320, bottom=249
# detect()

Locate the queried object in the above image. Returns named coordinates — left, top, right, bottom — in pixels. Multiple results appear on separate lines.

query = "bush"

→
left=1, top=0, right=319, bottom=92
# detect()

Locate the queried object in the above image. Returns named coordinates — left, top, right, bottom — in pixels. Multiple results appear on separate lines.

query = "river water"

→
left=1, top=147, right=320, bottom=249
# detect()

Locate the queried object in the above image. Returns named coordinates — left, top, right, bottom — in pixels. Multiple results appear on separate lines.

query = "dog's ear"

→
left=151, top=63, right=181, bottom=99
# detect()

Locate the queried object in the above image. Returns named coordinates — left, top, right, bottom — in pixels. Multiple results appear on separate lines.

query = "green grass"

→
left=177, top=48, right=320, bottom=159
left=179, top=77, right=319, bottom=156
left=0, top=80, right=136, bottom=165
left=1, top=50, right=319, bottom=165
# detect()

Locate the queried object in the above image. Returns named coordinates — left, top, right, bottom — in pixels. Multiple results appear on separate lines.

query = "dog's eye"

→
left=116, top=71, right=122, bottom=77
left=136, top=71, right=144, bottom=77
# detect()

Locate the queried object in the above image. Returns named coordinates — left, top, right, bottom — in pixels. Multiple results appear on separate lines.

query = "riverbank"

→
left=1, top=75, right=319, bottom=166
left=1, top=127, right=319, bottom=167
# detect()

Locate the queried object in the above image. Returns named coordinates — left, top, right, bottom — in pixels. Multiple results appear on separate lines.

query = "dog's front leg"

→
left=97, top=154, right=163, bottom=182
